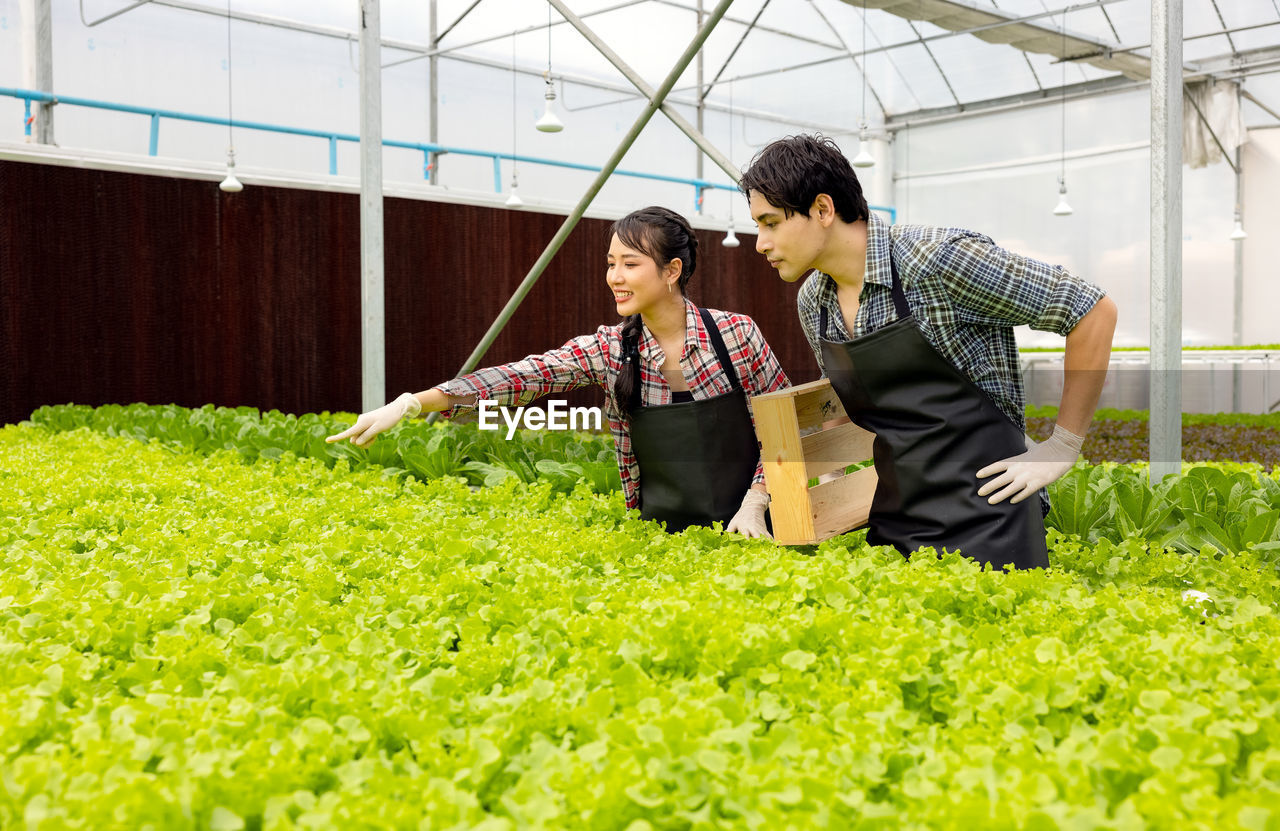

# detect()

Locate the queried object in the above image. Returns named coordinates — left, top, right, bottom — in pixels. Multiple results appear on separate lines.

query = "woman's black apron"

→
left=819, top=255, right=1049, bottom=569
left=629, top=309, right=760, bottom=533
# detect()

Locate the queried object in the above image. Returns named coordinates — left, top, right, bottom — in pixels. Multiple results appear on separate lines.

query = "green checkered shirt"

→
left=798, top=211, right=1105, bottom=434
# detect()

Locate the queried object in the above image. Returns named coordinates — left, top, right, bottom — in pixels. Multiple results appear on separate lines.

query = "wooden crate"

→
left=751, top=378, right=878, bottom=545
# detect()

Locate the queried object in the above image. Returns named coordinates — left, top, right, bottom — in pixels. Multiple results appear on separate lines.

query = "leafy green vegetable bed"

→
left=28, top=403, right=621, bottom=496
left=4, top=425, right=1280, bottom=829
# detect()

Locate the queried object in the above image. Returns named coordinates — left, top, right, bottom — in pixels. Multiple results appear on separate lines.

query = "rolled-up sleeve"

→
left=434, top=328, right=611, bottom=416
left=932, top=233, right=1106, bottom=336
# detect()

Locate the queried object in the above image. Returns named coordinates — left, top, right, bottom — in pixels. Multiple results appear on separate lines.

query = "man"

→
left=741, top=134, right=1116, bottom=569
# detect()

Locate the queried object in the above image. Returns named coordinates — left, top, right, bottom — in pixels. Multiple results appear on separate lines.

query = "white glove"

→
left=325, top=392, right=421, bottom=447
left=726, top=489, right=772, bottom=539
left=976, top=425, right=1084, bottom=505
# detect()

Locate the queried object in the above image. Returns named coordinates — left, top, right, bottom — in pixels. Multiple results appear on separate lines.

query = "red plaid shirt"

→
left=435, top=300, right=790, bottom=509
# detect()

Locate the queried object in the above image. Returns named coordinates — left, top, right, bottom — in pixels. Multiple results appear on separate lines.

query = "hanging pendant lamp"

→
left=1053, top=178, right=1073, bottom=216
left=505, top=174, right=525, bottom=207
left=535, top=7, right=564, bottom=133
left=220, top=147, right=243, bottom=193
left=852, top=0, right=875, bottom=169
left=723, top=82, right=740, bottom=247
left=1052, top=11, right=1073, bottom=216
left=219, top=0, right=243, bottom=193
left=852, top=126, right=875, bottom=169
left=536, top=77, right=564, bottom=133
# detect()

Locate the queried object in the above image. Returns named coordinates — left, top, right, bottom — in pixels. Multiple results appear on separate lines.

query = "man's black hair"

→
left=739, top=134, right=869, bottom=223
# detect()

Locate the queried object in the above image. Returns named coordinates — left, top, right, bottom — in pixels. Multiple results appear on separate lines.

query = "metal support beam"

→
left=78, top=0, right=153, bottom=27
left=1150, top=0, right=1182, bottom=483
left=1231, top=141, right=1245, bottom=411
left=702, top=0, right=772, bottom=100
left=547, top=0, right=740, bottom=184
left=807, top=0, right=888, bottom=122
left=437, top=0, right=483, bottom=43
left=20, top=0, right=54, bottom=144
left=428, top=0, right=439, bottom=185
left=359, top=0, right=386, bottom=413
left=445, top=0, right=735, bottom=391
left=695, top=0, right=704, bottom=211
left=1243, top=88, right=1280, bottom=124
left=1233, top=142, right=1245, bottom=347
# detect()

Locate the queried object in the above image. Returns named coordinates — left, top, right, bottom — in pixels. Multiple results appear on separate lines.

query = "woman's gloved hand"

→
left=326, top=391, right=421, bottom=447
left=976, top=424, right=1085, bottom=504
left=726, top=489, right=772, bottom=539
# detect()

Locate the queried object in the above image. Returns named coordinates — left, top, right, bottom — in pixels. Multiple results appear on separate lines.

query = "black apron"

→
left=819, top=255, right=1049, bottom=570
left=629, top=308, right=760, bottom=533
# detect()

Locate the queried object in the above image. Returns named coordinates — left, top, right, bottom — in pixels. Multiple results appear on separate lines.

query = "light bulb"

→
left=722, top=226, right=740, bottom=248
left=219, top=147, right=243, bottom=193
left=535, top=79, right=564, bottom=133
left=1229, top=217, right=1247, bottom=241
left=1053, top=180, right=1073, bottom=216
left=505, top=173, right=524, bottom=207
left=852, top=125, right=875, bottom=169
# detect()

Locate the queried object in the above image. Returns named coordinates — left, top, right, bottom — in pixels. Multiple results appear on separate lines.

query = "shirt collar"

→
left=864, top=211, right=894, bottom=289
left=811, top=211, right=892, bottom=307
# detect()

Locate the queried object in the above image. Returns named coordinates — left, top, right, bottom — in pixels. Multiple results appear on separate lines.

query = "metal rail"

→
left=0, top=86, right=740, bottom=199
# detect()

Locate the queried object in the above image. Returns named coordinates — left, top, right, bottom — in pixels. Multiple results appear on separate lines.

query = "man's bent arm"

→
left=1056, top=294, right=1117, bottom=437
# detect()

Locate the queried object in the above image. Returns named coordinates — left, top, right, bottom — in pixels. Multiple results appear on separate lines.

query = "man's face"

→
left=749, top=191, right=822, bottom=283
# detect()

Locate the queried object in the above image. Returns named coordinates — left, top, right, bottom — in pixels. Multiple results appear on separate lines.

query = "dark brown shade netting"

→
left=1, top=159, right=818, bottom=425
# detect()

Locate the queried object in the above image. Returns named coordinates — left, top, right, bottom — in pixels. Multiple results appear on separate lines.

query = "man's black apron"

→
left=819, top=255, right=1049, bottom=569
left=629, top=308, right=760, bottom=533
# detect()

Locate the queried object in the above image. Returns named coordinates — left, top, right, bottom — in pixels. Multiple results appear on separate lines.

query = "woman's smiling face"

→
left=606, top=233, right=679, bottom=316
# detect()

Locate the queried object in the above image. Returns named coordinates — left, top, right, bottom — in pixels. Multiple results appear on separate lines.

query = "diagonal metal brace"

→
left=547, top=0, right=741, bottom=185
left=434, top=0, right=736, bottom=411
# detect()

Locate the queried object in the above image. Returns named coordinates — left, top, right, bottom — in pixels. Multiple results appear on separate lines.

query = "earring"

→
left=668, top=282, right=674, bottom=294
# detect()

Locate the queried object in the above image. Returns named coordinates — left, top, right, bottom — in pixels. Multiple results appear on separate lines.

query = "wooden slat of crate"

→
left=789, top=378, right=846, bottom=432
left=809, top=467, right=877, bottom=540
left=802, top=420, right=876, bottom=480
left=751, top=387, right=816, bottom=542
left=752, top=378, right=878, bottom=546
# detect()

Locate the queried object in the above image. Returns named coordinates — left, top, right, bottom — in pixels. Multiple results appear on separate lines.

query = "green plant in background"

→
left=27, top=403, right=620, bottom=497
left=28, top=403, right=1280, bottom=552
left=1044, top=463, right=1280, bottom=557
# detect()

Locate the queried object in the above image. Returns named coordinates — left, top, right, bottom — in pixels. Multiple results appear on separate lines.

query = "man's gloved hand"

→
left=726, top=489, right=772, bottom=539
left=326, top=391, right=422, bottom=447
left=976, top=424, right=1085, bottom=505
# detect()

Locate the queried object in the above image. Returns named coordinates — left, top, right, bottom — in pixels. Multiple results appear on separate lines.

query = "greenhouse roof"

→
left=65, top=0, right=1280, bottom=135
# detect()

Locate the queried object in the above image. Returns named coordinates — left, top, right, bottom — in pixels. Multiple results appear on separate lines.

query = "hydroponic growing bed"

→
left=3, top=407, right=1279, bottom=830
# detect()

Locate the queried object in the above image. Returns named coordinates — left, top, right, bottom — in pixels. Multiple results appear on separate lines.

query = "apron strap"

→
left=629, top=308, right=742, bottom=412
left=699, top=308, right=743, bottom=392
left=818, top=239, right=911, bottom=341
left=625, top=326, right=644, bottom=413
left=887, top=245, right=911, bottom=320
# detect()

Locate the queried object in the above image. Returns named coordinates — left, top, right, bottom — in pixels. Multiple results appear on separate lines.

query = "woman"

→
left=327, top=206, right=789, bottom=537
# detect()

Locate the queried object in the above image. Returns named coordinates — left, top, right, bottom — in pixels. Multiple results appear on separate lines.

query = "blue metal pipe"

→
left=0, top=86, right=896, bottom=218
